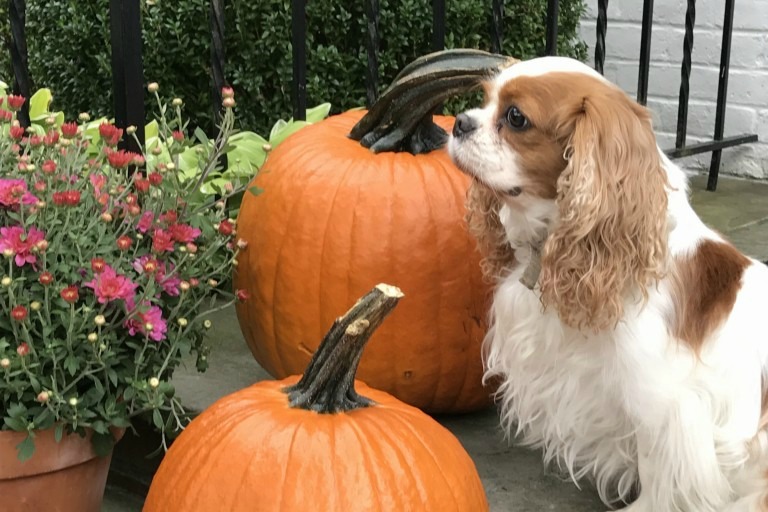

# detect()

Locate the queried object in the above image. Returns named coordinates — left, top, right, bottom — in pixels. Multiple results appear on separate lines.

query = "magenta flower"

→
left=89, top=173, right=107, bottom=195
left=168, top=223, right=201, bottom=243
left=137, top=211, right=154, bottom=233
left=124, top=298, right=167, bottom=342
left=151, top=229, right=175, bottom=253
left=132, top=256, right=181, bottom=296
left=0, top=226, right=46, bottom=267
left=0, top=179, right=37, bottom=208
left=84, top=264, right=139, bottom=304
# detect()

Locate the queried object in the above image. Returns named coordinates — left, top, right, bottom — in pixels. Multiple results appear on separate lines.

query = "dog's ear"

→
left=539, top=91, right=669, bottom=331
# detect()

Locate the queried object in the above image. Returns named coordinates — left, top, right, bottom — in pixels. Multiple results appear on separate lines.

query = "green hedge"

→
left=0, top=0, right=586, bottom=134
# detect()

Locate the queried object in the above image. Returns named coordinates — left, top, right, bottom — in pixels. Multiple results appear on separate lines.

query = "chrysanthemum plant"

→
left=0, top=84, right=249, bottom=461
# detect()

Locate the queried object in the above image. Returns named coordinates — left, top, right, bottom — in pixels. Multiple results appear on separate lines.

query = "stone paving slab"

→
left=103, top=173, right=767, bottom=512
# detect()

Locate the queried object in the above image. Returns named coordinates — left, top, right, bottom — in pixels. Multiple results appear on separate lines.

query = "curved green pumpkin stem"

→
left=284, top=284, right=404, bottom=414
left=349, top=49, right=516, bottom=155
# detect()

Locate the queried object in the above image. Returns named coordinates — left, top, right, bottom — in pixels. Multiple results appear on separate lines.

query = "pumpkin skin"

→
left=234, top=109, right=493, bottom=413
left=142, top=377, right=489, bottom=512
left=144, top=285, right=489, bottom=512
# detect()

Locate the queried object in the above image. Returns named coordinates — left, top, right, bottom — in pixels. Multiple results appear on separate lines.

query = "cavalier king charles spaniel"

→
left=449, top=56, right=768, bottom=511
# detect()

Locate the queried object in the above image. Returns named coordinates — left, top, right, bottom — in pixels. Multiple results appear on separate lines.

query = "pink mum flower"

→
left=0, top=226, right=45, bottom=267
left=152, top=229, right=175, bottom=253
left=124, top=298, right=167, bottom=342
left=0, top=179, right=37, bottom=208
left=168, top=223, right=201, bottom=243
left=84, top=264, right=139, bottom=304
left=132, top=256, right=181, bottom=296
left=136, top=211, right=154, bottom=233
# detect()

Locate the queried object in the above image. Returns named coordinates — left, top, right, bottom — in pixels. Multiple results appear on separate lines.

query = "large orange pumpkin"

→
left=144, top=285, right=489, bottom=512
left=234, top=50, right=512, bottom=413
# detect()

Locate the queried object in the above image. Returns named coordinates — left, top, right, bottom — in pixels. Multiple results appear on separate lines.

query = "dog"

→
left=449, top=56, right=768, bottom=511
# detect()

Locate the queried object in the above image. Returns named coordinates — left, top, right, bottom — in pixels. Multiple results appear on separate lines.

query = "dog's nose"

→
left=452, top=113, right=477, bottom=137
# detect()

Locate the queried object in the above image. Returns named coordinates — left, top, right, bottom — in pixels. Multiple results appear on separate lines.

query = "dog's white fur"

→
left=449, top=56, right=768, bottom=511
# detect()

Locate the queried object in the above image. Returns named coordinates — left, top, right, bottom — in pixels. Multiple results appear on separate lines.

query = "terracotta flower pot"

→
left=0, top=427, right=124, bottom=512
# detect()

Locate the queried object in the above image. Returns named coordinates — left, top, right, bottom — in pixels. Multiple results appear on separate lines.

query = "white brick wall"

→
left=579, top=1, right=768, bottom=179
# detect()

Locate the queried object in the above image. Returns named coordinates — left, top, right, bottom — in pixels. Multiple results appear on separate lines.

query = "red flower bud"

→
left=44, top=130, right=60, bottom=146
left=91, top=258, right=106, bottom=273
left=148, top=172, right=163, bottom=186
left=60, top=286, right=79, bottom=304
left=61, top=122, right=79, bottom=138
left=42, top=159, right=57, bottom=174
left=171, top=130, right=184, bottom=142
left=39, top=272, right=54, bottom=285
left=11, top=305, right=28, bottom=322
left=16, top=342, right=29, bottom=356
left=218, top=219, right=233, bottom=236
left=117, top=236, right=132, bottom=251
left=7, top=95, right=25, bottom=111
left=235, top=289, right=250, bottom=302
left=9, top=125, right=25, bottom=140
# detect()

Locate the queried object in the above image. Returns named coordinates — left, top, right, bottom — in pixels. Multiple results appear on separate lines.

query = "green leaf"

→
left=54, top=423, right=64, bottom=443
left=29, top=88, right=53, bottom=119
left=16, top=435, right=36, bottom=462
left=152, top=409, right=164, bottom=430
left=145, top=119, right=159, bottom=140
left=107, top=369, right=118, bottom=387
left=110, top=416, right=131, bottom=428
left=64, top=355, right=79, bottom=376
left=248, top=186, right=264, bottom=197
left=268, top=118, right=288, bottom=141
left=269, top=120, right=310, bottom=147
left=91, top=432, right=114, bottom=457
left=193, top=127, right=209, bottom=146
left=122, top=387, right=135, bottom=401
left=305, top=102, right=332, bottom=123
left=4, top=416, right=27, bottom=431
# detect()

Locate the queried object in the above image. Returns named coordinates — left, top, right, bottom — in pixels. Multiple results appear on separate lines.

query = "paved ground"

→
left=103, top=173, right=768, bottom=511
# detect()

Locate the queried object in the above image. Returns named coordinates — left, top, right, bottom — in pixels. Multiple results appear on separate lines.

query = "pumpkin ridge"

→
left=269, top=153, right=321, bottom=377
left=416, top=159, right=445, bottom=411
left=389, top=412, right=467, bottom=509
left=444, top=161, right=477, bottom=407
left=275, top=417, right=305, bottom=511
left=317, top=156, right=355, bottom=373
left=344, top=418, right=387, bottom=512
left=362, top=408, right=431, bottom=507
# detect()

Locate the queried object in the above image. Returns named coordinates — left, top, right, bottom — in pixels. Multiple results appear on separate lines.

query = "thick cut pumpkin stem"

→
left=285, top=284, right=404, bottom=414
left=349, top=49, right=515, bottom=155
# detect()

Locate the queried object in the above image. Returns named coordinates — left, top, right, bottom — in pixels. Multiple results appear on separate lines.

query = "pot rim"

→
left=0, top=426, right=125, bottom=480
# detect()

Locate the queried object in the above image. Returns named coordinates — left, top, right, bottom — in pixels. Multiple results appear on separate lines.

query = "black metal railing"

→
left=6, top=0, right=759, bottom=191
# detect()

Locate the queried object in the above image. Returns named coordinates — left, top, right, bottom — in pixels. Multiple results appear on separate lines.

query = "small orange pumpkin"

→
left=143, top=284, right=488, bottom=512
left=234, top=50, right=512, bottom=413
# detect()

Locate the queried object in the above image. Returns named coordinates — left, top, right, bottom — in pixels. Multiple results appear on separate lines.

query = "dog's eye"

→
left=505, top=106, right=528, bottom=130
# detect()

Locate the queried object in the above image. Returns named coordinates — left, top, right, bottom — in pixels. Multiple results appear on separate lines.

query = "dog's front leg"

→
left=619, top=392, right=732, bottom=512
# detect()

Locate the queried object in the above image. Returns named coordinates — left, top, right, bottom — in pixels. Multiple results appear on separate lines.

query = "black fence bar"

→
left=364, top=0, right=380, bottom=108
left=545, top=0, right=559, bottom=56
left=210, top=0, right=227, bottom=123
left=706, top=0, right=736, bottom=192
left=675, top=0, right=696, bottom=149
left=291, top=0, right=307, bottom=121
left=490, top=0, right=504, bottom=54
left=8, top=0, right=31, bottom=127
left=432, top=0, right=446, bottom=52
left=109, top=0, right=144, bottom=154
left=665, top=133, right=758, bottom=159
left=636, top=0, right=654, bottom=105
left=594, top=0, right=608, bottom=74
